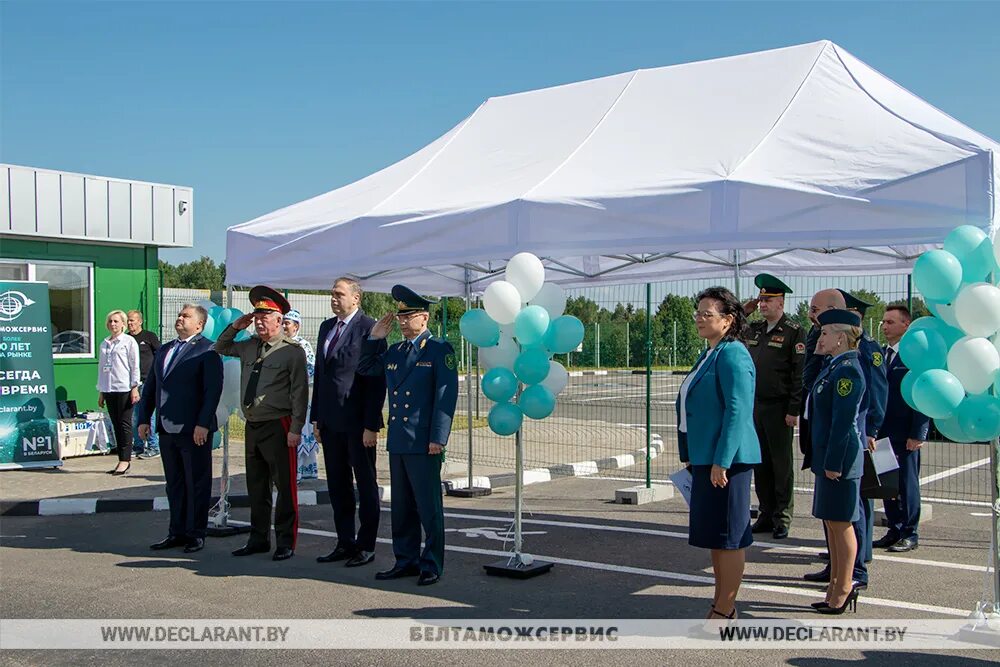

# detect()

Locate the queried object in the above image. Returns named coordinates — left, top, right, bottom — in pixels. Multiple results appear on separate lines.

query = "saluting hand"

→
left=370, top=313, right=395, bottom=340
left=710, top=464, right=728, bottom=488
left=232, top=313, right=254, bottom=331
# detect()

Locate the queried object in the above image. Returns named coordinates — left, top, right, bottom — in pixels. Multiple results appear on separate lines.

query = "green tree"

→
left=655, top=294, right=701, bottom=366
left=159, top=257, right=225, bottom=290
left=564, top=296, right=600, bottom=324
left=792, top=300, right=811, bottom=330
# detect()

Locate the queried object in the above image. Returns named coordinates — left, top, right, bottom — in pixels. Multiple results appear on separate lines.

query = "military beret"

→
left=837, top=289, right=873, bottom=315
left=392, top=284, right=438, bottom=315
left=817, top=309, right=862, bottom=327
left=755, top=273, right=792, bottom=297
left=248, top=285, right=291, bottom=315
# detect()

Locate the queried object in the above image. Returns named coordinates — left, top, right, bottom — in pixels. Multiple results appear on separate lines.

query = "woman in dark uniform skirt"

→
left=676, top=287, right=761, bottom=620
left=808, top=309, right=866, bottom=614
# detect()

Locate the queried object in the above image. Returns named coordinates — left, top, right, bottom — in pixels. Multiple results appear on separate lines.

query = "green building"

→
left=0, top=164, right=193, bottom=409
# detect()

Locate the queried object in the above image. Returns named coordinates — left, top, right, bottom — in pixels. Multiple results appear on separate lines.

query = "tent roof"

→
left=226, top=40, right=999, bottom=293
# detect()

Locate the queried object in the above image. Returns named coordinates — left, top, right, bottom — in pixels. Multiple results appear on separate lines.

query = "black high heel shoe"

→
left=816, top=589, right=858, bottom=615
left=111, top=463, right=131, bottom=476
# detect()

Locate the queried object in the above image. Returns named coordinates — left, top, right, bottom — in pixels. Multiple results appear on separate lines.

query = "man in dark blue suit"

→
left=137, top=304, right=224, bottom=553
left=313, top=278, right=387, bottom=568
left=360, top=285, right=459, bottom=587
left=875, top=305, right=929, bottom=553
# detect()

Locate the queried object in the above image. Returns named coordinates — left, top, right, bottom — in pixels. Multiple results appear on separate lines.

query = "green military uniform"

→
left=215, top=287, right=309, bottom=555
left=747, top=274, right=806, bottom=536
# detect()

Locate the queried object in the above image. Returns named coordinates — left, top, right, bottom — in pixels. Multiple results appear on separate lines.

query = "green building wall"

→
left=1, top=238, right=159, bottom=409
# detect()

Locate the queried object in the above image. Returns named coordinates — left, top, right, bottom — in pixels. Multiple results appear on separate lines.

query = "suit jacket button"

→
left=391, top=416, right=396, bottom=421
left=393, top=391, right=398, bottom=396
left=392, top=403, right=397, bottom=408
left=404, top=404, right=409, bottom=408
left=403, top=417, right=409, bottom=422
left=406, top=391, right=411, bottom=396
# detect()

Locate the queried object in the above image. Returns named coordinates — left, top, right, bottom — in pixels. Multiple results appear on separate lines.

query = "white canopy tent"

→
left=226, top=40, right=999, bottom=293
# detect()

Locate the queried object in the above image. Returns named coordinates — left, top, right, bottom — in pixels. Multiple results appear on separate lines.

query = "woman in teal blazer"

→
left=676, top=287, right=761, bottom=621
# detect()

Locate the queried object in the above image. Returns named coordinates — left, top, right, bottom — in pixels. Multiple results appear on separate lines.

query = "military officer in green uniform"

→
left=215, top=286, right=309, bottom=562
left=359, top=285, right=459, bottom=586
left=745, top=274, right=806, bottom=539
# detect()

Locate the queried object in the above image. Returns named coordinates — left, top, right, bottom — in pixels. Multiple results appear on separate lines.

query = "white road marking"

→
left=38, top=499, right=97, bottom=516
left=920, top=458, right=991, bottom=485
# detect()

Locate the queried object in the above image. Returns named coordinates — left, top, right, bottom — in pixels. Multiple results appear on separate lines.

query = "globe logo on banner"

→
left=0, top=290, right=36, bottom=322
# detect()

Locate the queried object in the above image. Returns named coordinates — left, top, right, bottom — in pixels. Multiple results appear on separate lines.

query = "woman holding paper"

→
left=675, top=286, right=761, bottom=620
left=807, top=309, right=866, bottom=615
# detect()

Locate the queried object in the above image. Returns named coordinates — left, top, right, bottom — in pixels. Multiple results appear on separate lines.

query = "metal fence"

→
left=160, top=275, right=993, bottom=507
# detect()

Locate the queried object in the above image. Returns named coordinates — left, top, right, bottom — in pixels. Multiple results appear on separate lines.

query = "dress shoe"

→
left=887, top=536, right=918, bottom=553
left=184, top=537, right=205, bottom=553
left=316, top=545, right=355, bottom=563
left=232, top=543, right=270, bottom=557
left=272, top=547, right=294, bottom=561
left=750, top=518, right=773, bottom=534
left=872, top=532, right=900, bottom=549
left=803, top=567, right=831, bottom=583
left=771, top=525, right=789, bottom=540
left=375, top=564, right=420, bottom=580
left=111, top=463, right=131, bottom=476
left=345, top=550, right=375, bottom=567
left=417, top=571, right=440, bottom=586
left=150, top=536, right=188, bottom=550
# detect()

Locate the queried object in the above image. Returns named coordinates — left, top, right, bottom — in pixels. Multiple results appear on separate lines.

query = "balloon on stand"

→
left=934, top=415, right=978, bottom=443
left=908, top=316, right=964, bottom=348
left=954, top=282, right=1000, bottom=337
left=235, top=328, right=252, bottom=342
left=505, top=252, right=546, bottom=302
left=215, top=403, right=233, bottom=432
left=197, top=299, right=218, bottom=313
left=529, top=282, right=567, bottom=320
left=201, top=316, right=217, bottom=341
left=216, top=308, right=238, bottom=329
left=944, top=225, right=996, bottom=284
left=483, top=281, right=523, bottom=325
left=481, top=367, right=518, bottom=403
left=900, top=371, right=918, bottom=411
left=912, top=249, right=963, bottom=304
left=926, top=300, right=961, bottom=329
left=513, top=347, right=551, bottom=385
left=911, top=368, right=965, bottom=419
left=544, top=315, right=585, bottom=354
left=955, top=394, right=1000, bottom=441
left=488, top=402, right=523, bottom=436
left=947, top=336, right=1000, bottom=394
left=220, top=358, right=242, bottom=413
left=897, top=327, right=948, bottom=375
left=479, top=335, right=519, bottom=371
left=518, top=384, right=557, bottom=420
left=460, top=309, right=501, bottom=347
left=513, top=305, right=550, bottom=347
left=540, top=361, right=569, bottom=395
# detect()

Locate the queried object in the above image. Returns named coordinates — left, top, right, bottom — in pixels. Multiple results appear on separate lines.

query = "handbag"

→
left=860, top=449, right=899, bottom=500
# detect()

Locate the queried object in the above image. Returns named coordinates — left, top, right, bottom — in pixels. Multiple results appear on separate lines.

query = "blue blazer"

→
left=877, top=347, right=930, bottom=446
left=136, top=335, right=224, bottom=435
left=310, top=311, right=387, bottom=433
left=359, top=329, right=459, bottom=454
left=858, top=333, right=888, bottom=439
left=675, top=340, right=761, bottom=468
left=809, top=350, right=865, bottom=479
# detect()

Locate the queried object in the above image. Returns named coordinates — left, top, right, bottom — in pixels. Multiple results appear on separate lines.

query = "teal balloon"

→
left=513, top=347, right=551, bottom=385
left=898, top=327, right=948, bottom=374
left=235, top=329, right=252, bottom=342
left=518, top=384, right=556, bottom=419
left=201, top=316, right=217, bottom=341
left=216, top=308, right=237, bottom=328
left=944, top=225, right=996, bottom=283
left=488, top=402, right=523, bottom=436
left=907, top=316, right=964, bottom=347
left=955, top=395, right=1000, bottom=440
left=460, top=309, right=500, bottom=347
left=912, top=369, right=965, bottom=419
left=521, top=341, right=553, bottom=359
left=934, top=415, right=978, bottom=443
left=544, top=316, right=585, bottom=354
left=912, top=250, right=962, bottom=303
left=900, top=371, right=918, bottom=411
left=481, top=367, right=517, bottom=402
left=208, top=305, right=224, bottom=320
left=513, top=305, right=550, bottom=347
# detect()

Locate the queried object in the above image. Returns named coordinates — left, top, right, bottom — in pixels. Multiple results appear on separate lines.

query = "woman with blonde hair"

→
left=97, top=309, right=140, bottom=475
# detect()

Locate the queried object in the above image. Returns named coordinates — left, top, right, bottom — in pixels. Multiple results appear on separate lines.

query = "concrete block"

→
left=615, top=484, right=674, bottom=505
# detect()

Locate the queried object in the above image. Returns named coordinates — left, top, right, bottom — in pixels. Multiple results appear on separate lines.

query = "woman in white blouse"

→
left=97, top=310, right=141, bottom=475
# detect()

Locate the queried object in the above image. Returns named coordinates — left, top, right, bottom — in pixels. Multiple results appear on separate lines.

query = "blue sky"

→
left=2, top=1, right=998, bottom=264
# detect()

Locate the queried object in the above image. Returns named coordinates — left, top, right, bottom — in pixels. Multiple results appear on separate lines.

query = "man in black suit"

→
left=313, top=277, right=387, bottom=567
left=137, top=304, right=224, bottom=553
left=874, top=304, right=929, bottom=553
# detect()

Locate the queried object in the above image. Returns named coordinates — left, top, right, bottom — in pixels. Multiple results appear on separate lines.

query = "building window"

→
left=0, top=259, right=94, bottom=358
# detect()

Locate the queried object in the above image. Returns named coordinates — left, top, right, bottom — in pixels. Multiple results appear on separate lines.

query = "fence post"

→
left=672, top=320, right=677, bottom=368
left=626, top=320, right=630, bottom=368
left=906, top=273, right=913, bottom=313
left=646, top=282, right=652, bottom=489
left=595, top=322, right=601, bottom=369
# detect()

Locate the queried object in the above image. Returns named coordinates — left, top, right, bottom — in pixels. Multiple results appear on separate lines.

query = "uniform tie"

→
left=243, top=342, right=272, bottom=409
left=885, top=347, right=894, bottom=366
left=401, top=340, right=413, bottom=355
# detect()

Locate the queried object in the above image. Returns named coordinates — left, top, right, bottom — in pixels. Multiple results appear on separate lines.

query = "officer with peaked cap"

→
left=215, top=286, right=309, bottom=561
left=746, top=274, right=806, bottom=540
left=358, top=285, right=459, bottom=586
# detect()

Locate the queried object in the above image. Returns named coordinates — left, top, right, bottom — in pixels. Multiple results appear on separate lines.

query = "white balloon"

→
left=220, top=358, right=242, bottom=411
left=215, top=403, right=233, bottom=430
left=483, top=281, right=523, bottom=325
left=505, top=252, right=546, bottom=302
left=529, top=282, right=567, bottom=320
left=540, top=360, right=569, bottom=395
left=948, top=336, right=1000, bottom=394
left=955, top=282, right=1000, bottom=337
left=479, top=335, right=520, bottom=371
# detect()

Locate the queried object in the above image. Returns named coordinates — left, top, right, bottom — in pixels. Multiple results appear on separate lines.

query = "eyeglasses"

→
left=692, top=310, right=725, bottom=321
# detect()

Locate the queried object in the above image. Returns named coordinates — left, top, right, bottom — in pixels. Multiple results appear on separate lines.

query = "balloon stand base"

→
left=484, top=556, right=553, bottom=579
left=447, top=486, right=492, bottom=498
left=207, top=522, right=251, bottom=538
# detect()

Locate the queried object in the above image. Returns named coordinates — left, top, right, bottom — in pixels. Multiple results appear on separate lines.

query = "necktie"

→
left=401, top=340, right=413, bottom=355
left=326, top=321, right=345, bottom=359
left=243, top=342, right=271, bottom=409
left=165, top=339, right=185, bottom=373
left=885, top=347, right=894, bottom=366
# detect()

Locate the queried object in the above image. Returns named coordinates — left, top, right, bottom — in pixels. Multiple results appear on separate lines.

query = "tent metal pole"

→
left=646, top=282, right=652, bottom=489
left=465, top=269, right=474, bottom=490
left=991, top=437, right=1000, bottom=609
left=733, top=250, right=741, bottom=300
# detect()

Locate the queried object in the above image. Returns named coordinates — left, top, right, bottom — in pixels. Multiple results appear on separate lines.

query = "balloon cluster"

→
left=460, top=253, right=584, bottom=436
left=195, top=301, right=249, bottom=433
left=904, top=225, right=1000, bottom=442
